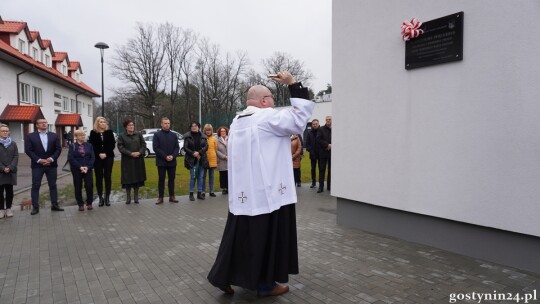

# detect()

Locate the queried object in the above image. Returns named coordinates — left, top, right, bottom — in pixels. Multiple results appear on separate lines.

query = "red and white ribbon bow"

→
left=401, top=18, right=424, bottom=41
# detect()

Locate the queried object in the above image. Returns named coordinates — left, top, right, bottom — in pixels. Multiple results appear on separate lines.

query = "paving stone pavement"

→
left=0, top=186, right=538, bottom=304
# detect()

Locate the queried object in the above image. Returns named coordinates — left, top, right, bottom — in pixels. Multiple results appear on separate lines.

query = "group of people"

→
left=305, top=115, right=332, bottom=193
left=182, top=122, right=226, bottom=201
left=1, top=70, right=320, bottom=298
left=8, top=115, right=231, bottom=214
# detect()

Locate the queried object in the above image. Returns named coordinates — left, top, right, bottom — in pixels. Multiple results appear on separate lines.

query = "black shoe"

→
left=134, top=201, right=139, bottom=204
left=317, top=188, right=323, bottom=193
left=197, top=192, right=205, bottom=200
left=209, top=193, right=216, bottom=197
left=51, top=205, right=64, bottom=211
left=310, top=184, right=316, bottom=188
left=105, top=195, right=111, bottom=206
left=297, top=183, right=301, bottom=187
left=31, top=208, right=39, bottom=215
left=98, top=196, right=104, bottom=207
left=189, top=192, right=195, bottom=201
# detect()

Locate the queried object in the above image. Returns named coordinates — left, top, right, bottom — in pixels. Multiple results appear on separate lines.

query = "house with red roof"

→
left=0, top=15, right=100, bottom=148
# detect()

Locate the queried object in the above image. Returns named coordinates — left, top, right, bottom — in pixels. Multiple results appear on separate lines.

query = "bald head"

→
left=246, top=85, right=274, bottom=108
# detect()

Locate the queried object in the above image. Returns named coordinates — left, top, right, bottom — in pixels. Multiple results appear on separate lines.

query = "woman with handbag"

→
left=68, top=129, right=96, bottom=211
left=0, top=124, right=18, bottom=219
left=117, top=119, right=146, bottom=204
left=183, top=121, right=208, bottom=201
left=88, top=117, right=116, bottom=207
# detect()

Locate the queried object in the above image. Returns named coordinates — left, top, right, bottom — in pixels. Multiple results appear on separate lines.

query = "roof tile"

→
left=55, top=113, right=83, bottom=126
left=0, top=105, right=44, bottom=122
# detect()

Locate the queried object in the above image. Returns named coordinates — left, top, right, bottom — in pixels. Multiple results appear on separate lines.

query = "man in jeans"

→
left=153, top=117, right=180, bottom=204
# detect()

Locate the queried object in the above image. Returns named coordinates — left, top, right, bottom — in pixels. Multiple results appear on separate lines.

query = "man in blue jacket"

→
left=24, top=118, right=63, bottom=215
left=153, top=117, right=180, bottom=204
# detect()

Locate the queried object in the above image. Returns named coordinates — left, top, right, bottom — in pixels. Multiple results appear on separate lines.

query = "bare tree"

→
left=160, top=23, right=197, bottom=128
left=262, top=52, right=313, bottom=106
left=197, top=39, right=250, bottom=125
left=111, top=23, right=167, bottom=127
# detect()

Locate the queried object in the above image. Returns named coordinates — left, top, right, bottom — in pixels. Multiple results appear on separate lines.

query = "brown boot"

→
left=169, top=196, right=179, bottom=203
left=156, top=197, right=164, bottom=205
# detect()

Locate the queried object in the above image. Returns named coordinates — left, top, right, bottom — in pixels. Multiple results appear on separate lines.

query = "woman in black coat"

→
left=88, top=117, right=116, bottom=206
left=183, top=121, right=208, bottom=201
left=0, top=124, right=18, bottom=218
left=117, top=119, right=146, bottom=204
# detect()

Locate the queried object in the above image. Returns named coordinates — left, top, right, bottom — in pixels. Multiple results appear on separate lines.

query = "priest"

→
left=207, top=71, right=315, bottom=296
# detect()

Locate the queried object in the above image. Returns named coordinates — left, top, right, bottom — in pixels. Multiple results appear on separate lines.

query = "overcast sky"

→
left=1, top=0, right=332, bottom=101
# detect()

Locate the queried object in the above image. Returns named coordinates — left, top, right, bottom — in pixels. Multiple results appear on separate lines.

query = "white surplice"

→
left=228, top=97, right=315, bottom=216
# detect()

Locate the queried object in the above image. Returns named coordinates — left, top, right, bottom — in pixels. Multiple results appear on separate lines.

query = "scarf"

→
left=0, top=137, right=12, bottom=148
left=77, top=143, right=86, bottom=157
left=219, top=136, right=228, bottom=147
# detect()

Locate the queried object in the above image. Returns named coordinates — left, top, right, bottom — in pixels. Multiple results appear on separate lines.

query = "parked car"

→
left=142, top=133, right=185, bottom=157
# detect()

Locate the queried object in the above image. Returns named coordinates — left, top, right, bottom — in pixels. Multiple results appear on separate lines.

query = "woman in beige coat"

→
left=291, top=134, right=302, bottom=187
left=216, top=126, right=229, bottom=195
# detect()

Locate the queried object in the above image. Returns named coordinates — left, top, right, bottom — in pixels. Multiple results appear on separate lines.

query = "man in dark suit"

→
left=316, top=116, right=332, bottom=193
left=25, top=118, right=64, bottom=215
left=305, top=119, right=320, bottom=188
left=153, top=117, right=180, bottom=204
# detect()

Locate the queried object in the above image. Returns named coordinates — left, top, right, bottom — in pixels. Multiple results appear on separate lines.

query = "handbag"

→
left=62, top=159, right=71, bottom=172
left=62, top=143, right=74, bottom=172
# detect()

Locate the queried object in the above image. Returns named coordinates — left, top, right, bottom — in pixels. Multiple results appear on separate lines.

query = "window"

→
left=19, top=82, right=30, bottom=102
left=63, top=97, right=69, bottom=111
left=87, top=105, right=92, bottom=116
left=32, top=87, right=42, bottom=105
left=45, top=54, right=51, bottom=67
left=77, top=101, right=82, bottom=114
left=54, top=93, right=61, bottom=99
left=18, top=39, right=26, bottom=54
left=33, top=47, right=39, bottom=61
left=71, top=99, right=76, bottom=113
left=62, top=65, right=67, bottom=75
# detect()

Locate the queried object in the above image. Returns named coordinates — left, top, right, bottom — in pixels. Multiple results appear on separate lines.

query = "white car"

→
left=143, top=133, right=185, bottom=157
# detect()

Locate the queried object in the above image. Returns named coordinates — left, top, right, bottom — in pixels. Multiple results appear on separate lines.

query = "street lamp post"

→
left=195, top=60, right=203, bottom=123
left=94, top=42, right=109, bottom=117
left=198, top=87, right=202, bottom=124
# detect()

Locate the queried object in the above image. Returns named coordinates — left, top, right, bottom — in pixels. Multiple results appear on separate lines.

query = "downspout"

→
left=75, top=92, right=84, bottom=113
left=16, top=67, right=34, bottom=105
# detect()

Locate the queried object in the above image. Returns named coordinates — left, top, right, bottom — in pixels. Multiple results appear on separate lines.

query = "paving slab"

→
left=1, top=182, right=539, bottom=303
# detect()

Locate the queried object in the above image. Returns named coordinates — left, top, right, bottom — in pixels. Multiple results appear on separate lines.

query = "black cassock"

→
left=207, top=204, right=299, bottom=291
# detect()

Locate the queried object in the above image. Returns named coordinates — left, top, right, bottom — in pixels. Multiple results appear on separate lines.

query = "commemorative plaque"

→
left=405, top=12, right=463, bottom=70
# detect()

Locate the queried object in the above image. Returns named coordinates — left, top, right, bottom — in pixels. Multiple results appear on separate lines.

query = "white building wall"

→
left=333, top=0, right=540, bottom=236
left=0, top=61, right=19, bottom=102
left=310, top=102, right=332, bottom=123
left=0, top=61, right=95, bottom=148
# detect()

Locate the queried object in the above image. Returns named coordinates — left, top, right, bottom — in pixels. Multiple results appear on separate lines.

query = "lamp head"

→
left=94, top=42, right=109, bottom=49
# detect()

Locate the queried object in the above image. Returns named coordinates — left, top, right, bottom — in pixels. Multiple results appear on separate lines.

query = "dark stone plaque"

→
left=405, top=12, right=463, bottom=70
